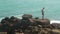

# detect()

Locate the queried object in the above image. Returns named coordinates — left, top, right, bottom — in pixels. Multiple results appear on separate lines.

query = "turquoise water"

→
left=0, top=0, right=60, bottom=20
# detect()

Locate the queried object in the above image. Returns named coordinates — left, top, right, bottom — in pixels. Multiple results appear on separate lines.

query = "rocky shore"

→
left=0, top=14, right=60, bottom=34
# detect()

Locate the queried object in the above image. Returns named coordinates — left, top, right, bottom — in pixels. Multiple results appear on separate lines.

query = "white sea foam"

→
left=0, top=14, right=23, bottom=22
left=14, top=14, right=23, bottom=19
left=50, top=20, right=60, bottom=24
left=0, top=17, right=5, bottom=22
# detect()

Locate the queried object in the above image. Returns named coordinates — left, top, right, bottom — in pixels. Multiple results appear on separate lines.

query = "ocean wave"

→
left=50, top=20, right=60, bottom=24
left=0, top=17, right=5, bottom=22
left=0, top=14, right=23, bottom=22
left=14, top=14, right=23, bottom=19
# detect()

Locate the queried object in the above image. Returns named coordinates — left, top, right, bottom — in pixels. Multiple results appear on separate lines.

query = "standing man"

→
left=41, top=7, right=45, bottom=19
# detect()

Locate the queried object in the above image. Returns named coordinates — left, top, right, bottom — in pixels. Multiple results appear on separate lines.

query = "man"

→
left=41, top=7, right=45, bottom=19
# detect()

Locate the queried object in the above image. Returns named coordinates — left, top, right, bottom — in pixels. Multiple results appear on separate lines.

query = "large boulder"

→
left=33, top=19, right=50, bottom=27
left=22, top=14, right=32, bottom=20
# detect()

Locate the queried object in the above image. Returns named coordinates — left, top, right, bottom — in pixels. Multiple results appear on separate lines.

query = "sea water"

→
left=0, top=0, right=60, bottom=22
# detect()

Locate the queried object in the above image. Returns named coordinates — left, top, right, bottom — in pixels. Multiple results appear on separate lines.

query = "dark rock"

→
left=22, top=14, right=32, bottom=20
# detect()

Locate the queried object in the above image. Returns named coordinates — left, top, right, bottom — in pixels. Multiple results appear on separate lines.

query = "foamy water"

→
left=50, top=20, right=60, bottom=24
